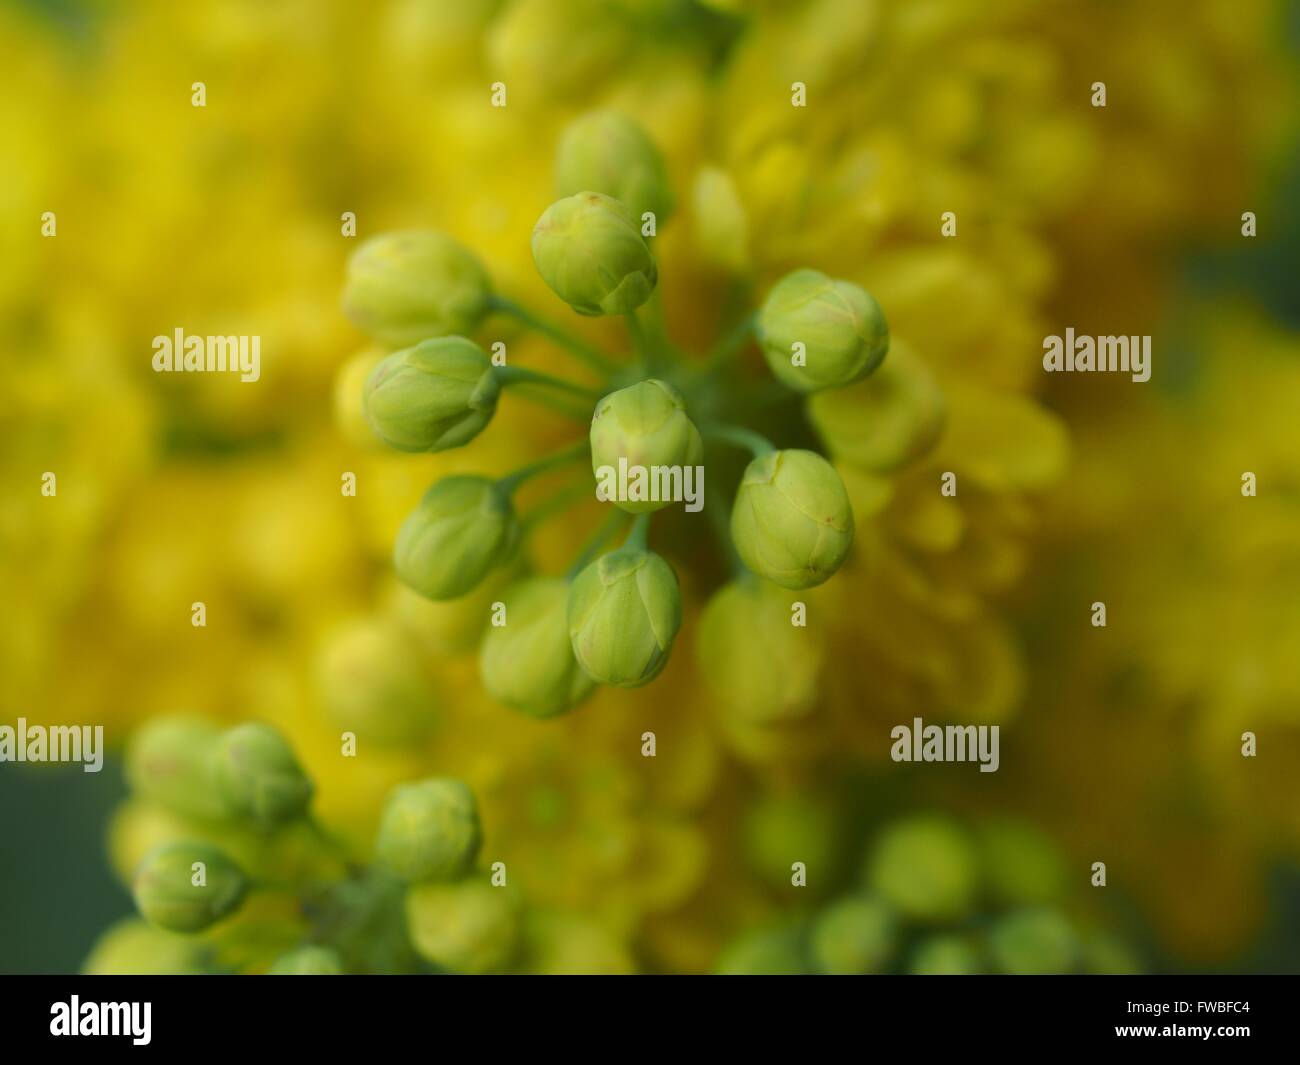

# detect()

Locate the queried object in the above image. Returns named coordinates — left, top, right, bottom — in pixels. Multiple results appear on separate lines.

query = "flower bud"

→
left=977, top=818, right=1066, bottom=907
left=376, top=778, right=482, bottom=882
left=589, top=379, right=702, bottom=514
left=531, top=192, right=657, bottom=316
left=394, top=477, right=517, bottom=600
left=82, top=918, right=205, bottom=975
left=342, top=231, right=491, bottom=348
left=909, top=935, right=981, bottom=975
left=730, top=449, right=854, bottom=589
left=406, top=879, right=522, bottom=974
left=866, top=815, right=977, bottom=923
left=132, top=841, right=248, bottom=933
left=479, top=577, right=596, bottom=718
left=554, top=111, right=675, bottom=224
left=315, top=617, right=437, bottom=746
left=696, top=579, right=823, bottom=723
left=810, top=896, right=896, bottom=975
left=266, top=945, right=344, bottom=975
left=807, top=340, right=945, bottom=472
left=125, top=717, right=232, bottom=823
left=568, top=545, right=681, bottom=687
left=363, top=337, right=500, bottom=453
left=988, top=908, right=1078, bottom=975
left=212, top=722, right=314, bottom=829
left=756, top=268, right=889, bottom=392
left=487, top=0, right=630, bottom=102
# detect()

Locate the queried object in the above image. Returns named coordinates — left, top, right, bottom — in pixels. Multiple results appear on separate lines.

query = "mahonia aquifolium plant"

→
left=109, top=714, right=527, bottom=974
left=342, top=109, right=891, bottom=717
left=720, top=808, right=1143, bottom=976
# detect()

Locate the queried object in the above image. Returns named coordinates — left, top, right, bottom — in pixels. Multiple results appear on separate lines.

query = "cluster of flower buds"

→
left=718, top=809, right=1142, bottom=975
left=107, top=714, right=527, bottom=974
left=339, top=108, right=895, bottom=718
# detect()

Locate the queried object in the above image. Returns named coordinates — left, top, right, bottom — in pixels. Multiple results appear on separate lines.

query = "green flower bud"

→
left=342, top=231, right=491, bottom=348
left=696, top=579, right=823, bottom=723
left=807, top=340, right=945, bottom=472
left=756, top=268, right=889, bottom=392
left=554, top=111, right=674, bottom=224
left=363, top=337, right=500, bottom=453
left=487, top=0, right=630, bottom=102
left=810, top=896, right=896, bottom=975
left=531, top=192, right=657, bottom=316
left=909, top=935, right=981, bottom=975
left=82, top=918, right=206, bottom=975
left=866, top=815, right=978, bottom=923
left=479, top=577, right=596, bottom=718
left=730, top=449, right=854, bottom=589
left=567, top=545, right=681, bottom=687
left=977, top=818, right=1067, bottom=908
left=125, top=717, right=232, bottom=823
left=713, top=923, right=810, bottom=975
left=988, top=908, right=1079, bottom=975
left=132, top=841, right=248, bottom=934
left=743, top=793, right=845, bottom=891
left=315, top=617, right=437, bottom=746
left=394, top=477, right=517, bottom=600
left=406, top=880, right=522, bottom=974
left=376, top=778, right=481, bottom=882
left=589, top=379, right=702, bottom=514
left=212, top=723, right=314, bottom=829
left=266, top=945, right=345, bottom=975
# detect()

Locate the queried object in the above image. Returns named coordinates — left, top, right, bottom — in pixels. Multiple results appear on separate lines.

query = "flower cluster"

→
left=717, top=811, right=1140, bottom=975
left=342, top=110, right=893, bottom=716
left=91, top=712, right=569, bottom=975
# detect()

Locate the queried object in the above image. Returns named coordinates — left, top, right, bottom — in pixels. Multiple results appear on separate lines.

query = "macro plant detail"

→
left=7, top=0, right=1296, bottom=989
left=342, top=108, right=894, bottom=717
left=103, top=713, right=534, bottom=974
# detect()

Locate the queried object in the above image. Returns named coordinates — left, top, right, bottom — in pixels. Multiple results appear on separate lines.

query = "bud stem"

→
left=491, top=295, right=618, bottom=374
left=625, top=513, right=651, bottom=549
left=625, top=308, right=658, bottom=373
left=703, top=311, right=755, bottom=375
left=497, top=440, right=589, bottom=494
left=566, top=508, right=631, bottom=578
left=495, top=364, right=601, bottom=400
left=704, top=424, right=776, bottom=457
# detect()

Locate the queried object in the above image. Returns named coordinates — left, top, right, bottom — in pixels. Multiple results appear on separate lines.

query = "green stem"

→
left=705, top=489, right=745, bottom=577
left=703, top=311, right=755, bottom=374
left=491, top=295, right=618, bottom=374
left=565, top=508, right=631, bottom=578
left=625, top=512, right=651, bottom=549
left=496, top=440, right=589, bottom=494
left=519, top=477, right=591, bottom=531
left=703, top=423, right=776, bottom=458
left=625, top=308, right=656, bottom=374
left=503, top=383, right=591, bottom=422
left=495, top=364, right=601, bottom=400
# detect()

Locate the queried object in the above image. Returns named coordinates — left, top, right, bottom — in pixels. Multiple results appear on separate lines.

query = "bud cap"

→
left=212, top=722, right=314, bottom=828
left=363, top=336, right=500, bottom=453
left=132, top=841, right=247, bottom=933
left=730, top=449, right=854, bottom=589
left=568, top=545, right=681, bottom=687
left=531, top=192, right=657, bottom=316
left=395, top=477, right=517, bottom=600
left=376, top=778, right=482, bottom=882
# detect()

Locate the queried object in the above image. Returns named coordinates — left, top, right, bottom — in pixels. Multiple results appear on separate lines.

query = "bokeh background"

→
left=2, top=0, right=1299, bottom=974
